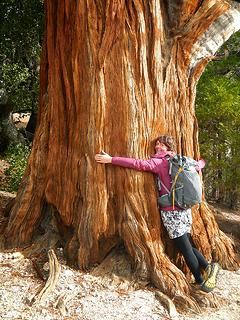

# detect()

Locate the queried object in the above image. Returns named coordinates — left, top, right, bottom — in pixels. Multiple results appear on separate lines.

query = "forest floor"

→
left=0, top=189, right=239, bottom=319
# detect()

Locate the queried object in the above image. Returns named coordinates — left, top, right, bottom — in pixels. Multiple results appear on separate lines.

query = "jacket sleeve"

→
left=111, top=156, right=161, bottom=173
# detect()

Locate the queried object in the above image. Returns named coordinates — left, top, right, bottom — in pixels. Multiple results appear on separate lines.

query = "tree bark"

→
left=4, top=0, right=240, bottom=306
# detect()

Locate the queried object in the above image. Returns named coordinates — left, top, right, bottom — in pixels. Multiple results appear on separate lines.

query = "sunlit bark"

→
left=4, top=0, right=240, bottom=305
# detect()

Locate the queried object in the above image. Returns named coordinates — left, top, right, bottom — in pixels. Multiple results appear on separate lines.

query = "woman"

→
left=95, top=135, right=219, bottom=292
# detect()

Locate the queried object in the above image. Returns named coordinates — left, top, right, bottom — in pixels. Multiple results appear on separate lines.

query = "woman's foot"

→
left=201, top=263, right=220, bottom=292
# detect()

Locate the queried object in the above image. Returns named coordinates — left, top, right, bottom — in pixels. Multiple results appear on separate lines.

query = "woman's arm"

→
left=95, top=151, right=161, bottom=173
left=196, top=159, right=206, bottom=172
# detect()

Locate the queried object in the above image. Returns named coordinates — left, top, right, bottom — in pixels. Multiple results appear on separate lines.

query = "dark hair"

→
left=156, top=135, right=176, bottom=151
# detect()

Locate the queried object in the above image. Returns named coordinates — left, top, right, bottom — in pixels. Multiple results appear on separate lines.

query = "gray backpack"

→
left=157, top=155, right=203, bottom=209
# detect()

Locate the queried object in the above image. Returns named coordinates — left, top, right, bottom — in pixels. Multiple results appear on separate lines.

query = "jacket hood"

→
left=151, top=150, right=176, bottom=159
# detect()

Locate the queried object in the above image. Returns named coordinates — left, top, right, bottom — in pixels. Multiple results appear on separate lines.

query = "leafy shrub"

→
left=4, top=143, right=31, bottom=192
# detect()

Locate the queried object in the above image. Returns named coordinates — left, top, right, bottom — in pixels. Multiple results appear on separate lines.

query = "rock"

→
left=0, top=190, right=16, bottom=217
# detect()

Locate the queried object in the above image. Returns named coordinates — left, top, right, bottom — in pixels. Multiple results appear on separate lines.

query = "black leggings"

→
left=173, top=233, right=209, bottom=283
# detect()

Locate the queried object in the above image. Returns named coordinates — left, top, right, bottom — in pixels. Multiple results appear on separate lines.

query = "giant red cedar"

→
left=4, top=0, right=240, bottom=306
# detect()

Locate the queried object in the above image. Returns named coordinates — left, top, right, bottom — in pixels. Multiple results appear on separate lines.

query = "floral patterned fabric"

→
left=160, top=208, right=192, bottom=239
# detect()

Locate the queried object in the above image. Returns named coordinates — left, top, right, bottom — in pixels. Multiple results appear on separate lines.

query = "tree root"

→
left=91, top=247, right=145, bottom=290
left=173, top=293, right=201, bottom=314
left=31, top=259, right=46, bottom=281
left=55, top=293, right=75, bottom=317
left=31, top=249, right=61, bottom=305
left=55, top=294, right=68, bottom=317
left=190, top=285, right=223, bottom=308
left=19, top=229, right=61, bottom=259
left=93, top=248, right=226, bottom=314
left=155, top=291, right=178, bottom=318
left=0, top=217, right=8, bottom=248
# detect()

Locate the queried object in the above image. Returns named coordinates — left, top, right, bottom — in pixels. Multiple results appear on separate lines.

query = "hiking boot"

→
left=203, top=263, right=212, bottom=281
left=201, top=263, right=220, bottom=293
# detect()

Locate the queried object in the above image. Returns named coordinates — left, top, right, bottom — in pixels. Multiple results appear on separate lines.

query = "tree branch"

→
left=189, top=3, right=240, bottom=69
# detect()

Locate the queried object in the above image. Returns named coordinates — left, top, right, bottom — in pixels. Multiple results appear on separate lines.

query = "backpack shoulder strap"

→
left=155, top=155, right=174, bottom=194
left=155, top=156, right=171, bottom=194
left=156, top=175, right=170, bottom=194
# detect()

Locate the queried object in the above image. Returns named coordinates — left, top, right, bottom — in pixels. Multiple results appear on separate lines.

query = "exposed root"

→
left=92, top=247, right=132, bottom=277
left=32, top=249, right=61, bottom=305
left=92, top=247, right=224, bottom=315
left=92, top=248, right=223, bottom=315
left=155, top=291, right=178, bottom=318
left=91, top=247, right=143, bottom=290
left=173, top=292, right=201, bottom=314
left=55, top=293, right=75, bottom=317
left=0, top=217, right=8, bottom=248
left=198, top=202, right=240, bottom=270
left=190, top=286, right=224, bottom=308
left=20, top=228, right=61, bottom=259
left=31, top=259, right=46, bottom=281
left=55, top=294, right=68, bottom=316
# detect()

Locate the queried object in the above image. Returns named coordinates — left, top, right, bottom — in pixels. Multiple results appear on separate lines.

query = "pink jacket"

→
left=112, top=150, right=205, bottom=212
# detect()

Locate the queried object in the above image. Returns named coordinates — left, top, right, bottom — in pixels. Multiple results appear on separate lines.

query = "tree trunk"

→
left=4, top=0, right=240, bottom=307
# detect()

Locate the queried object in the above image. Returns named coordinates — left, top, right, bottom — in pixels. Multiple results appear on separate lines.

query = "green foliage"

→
left=217, top=31, right=240, bottom=55
left=4, top=143, right=31, bottom=192
left=0, top=0, right=44, bottom=111
left=196, top=33, right=240, bottom=207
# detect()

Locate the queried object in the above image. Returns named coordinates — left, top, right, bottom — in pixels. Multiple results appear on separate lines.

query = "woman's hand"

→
left=95, top=151, right=112, bottom=164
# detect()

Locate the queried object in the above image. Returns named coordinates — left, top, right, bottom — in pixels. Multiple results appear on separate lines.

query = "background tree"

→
left=196, top=31, right=240, bottom=209
left=0, top=0, right=44, bottom=112
left=0, top=1, right=44, bottom=151
left=3, top=0, right=240, bottom=309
